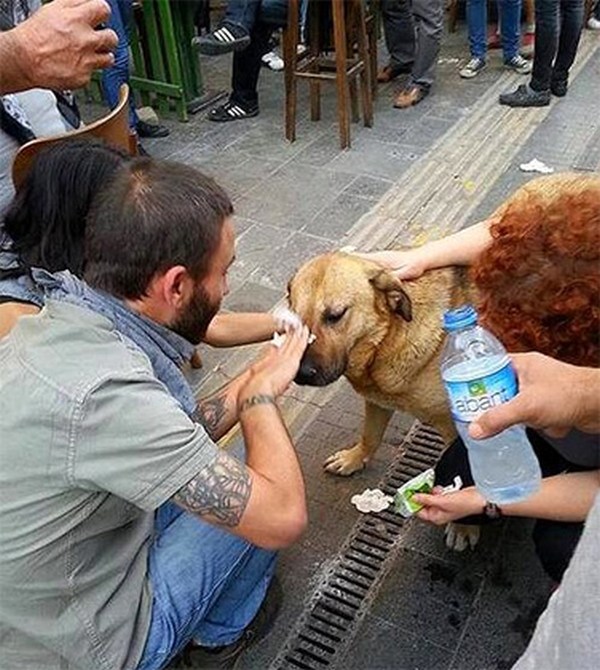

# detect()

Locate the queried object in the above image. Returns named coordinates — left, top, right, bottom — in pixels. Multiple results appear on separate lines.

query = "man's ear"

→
left=160, top=265, right=190, bottom=309
left=369, top=269, right=413, bottom=322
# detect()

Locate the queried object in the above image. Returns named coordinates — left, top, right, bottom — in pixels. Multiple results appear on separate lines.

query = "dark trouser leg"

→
left=410, top=0, right=444, bottom=88
left=380, top=0, right=416, bottom=71
left=230, top=22, right=273, bottom=108
left=551, top=0, right=584, bottom=84
left=532, top=519, right=584, bottom=583
left=230, top=0, right=287, bottom=108
left=530, top=0, right=560, bottom=91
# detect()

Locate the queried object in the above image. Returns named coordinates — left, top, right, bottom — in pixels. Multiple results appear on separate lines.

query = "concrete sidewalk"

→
left=89, top=23, right=599, bottom=670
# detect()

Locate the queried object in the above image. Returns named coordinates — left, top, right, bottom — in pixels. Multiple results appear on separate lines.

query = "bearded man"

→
left=0, top=159, right=309, bottom=670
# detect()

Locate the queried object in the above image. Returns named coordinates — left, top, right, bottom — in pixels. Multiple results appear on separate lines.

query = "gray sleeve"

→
left=72, top=373, right=221, bottom=511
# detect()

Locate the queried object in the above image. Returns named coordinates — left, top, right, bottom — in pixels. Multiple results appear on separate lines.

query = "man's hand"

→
left=469, top=353, right=600, bottom=440
left=240, top=326, right=310, bottom=405
left=1, top=0, right=118, bottom=94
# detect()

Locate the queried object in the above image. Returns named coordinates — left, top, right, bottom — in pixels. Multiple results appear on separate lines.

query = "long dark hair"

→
left=3, top=139, right=129, bottom=276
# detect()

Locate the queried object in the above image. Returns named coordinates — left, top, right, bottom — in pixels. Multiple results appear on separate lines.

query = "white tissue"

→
left=519, top=159, right=554, bottom=174
left=351, top=488, right=394, bottom=513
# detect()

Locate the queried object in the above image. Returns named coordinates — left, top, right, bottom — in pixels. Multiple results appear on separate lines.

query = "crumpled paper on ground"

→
left=350, top=488, right=394, bottom=513
left=519, top=158, right=554, bottom=174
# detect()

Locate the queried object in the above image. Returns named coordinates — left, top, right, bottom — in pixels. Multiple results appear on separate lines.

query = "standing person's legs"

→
left=459, top=0, right=488, bottom=78
left=530, top=0, right=561, bottom=91
left=499, top=0, right=522, bottom=60
left=550, top=0, right=584, bottom=93
left=379, top=0, right=416, bottom=81
left=408, top=0, right=444, bottom=90
left=102, top=0, right=138, bottom=130
left=208, top=0, right=287, bottom=121
left=467, top=0, right=488, bottom=59
left=137, top=503, right=277, bottom=670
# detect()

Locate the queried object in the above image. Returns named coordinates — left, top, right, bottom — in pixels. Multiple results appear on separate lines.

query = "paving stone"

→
left=450, top=539, right=552, bottom=670
left=224, top=281, right=282, bottom=313
left=370, top=548, right=484, bottom=649
left=303, top=192, right=375, bottom=240
left=340, top=615, right=453, bottom=670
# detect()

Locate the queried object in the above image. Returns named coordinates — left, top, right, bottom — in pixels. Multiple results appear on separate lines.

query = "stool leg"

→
left=333, top=0, right=351, bottom=149
left=308, top=0, right=321, bottom=122
left=284, top=0, right=300, bottom=143
left=354, top=0, right=373, bottom=128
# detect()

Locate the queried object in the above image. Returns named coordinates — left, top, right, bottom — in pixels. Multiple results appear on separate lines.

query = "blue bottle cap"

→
left=443, top=304, right=478, bottom=331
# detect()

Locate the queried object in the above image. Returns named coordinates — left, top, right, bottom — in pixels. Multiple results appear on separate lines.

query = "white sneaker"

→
left=459, top=57, right=486, bottom=79
left=588, top=17, right=600, bottom=30
left=261, top=50, right=284, bottom=71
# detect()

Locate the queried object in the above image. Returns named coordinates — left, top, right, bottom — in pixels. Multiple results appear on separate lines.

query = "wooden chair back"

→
left=12, top=84, right=135, bottom=190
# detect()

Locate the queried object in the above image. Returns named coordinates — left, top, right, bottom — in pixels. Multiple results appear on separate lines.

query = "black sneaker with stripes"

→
left=208, top=100, right=259, bottom=123
left=193, top=21, right=251, bottom=56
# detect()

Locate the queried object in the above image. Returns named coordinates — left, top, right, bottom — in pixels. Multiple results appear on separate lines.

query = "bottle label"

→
left=444, top=362, right=517, bottom=423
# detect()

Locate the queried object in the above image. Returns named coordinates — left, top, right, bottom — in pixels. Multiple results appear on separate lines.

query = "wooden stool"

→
left=283, top=0, right=374, bottom=150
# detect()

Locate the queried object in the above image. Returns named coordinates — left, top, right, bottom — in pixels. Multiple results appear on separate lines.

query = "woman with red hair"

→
left=361, top=173, right=600, bottom=582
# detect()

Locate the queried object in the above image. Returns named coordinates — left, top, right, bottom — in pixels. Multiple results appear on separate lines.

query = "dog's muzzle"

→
left=294, top=352, right=347, bottom=387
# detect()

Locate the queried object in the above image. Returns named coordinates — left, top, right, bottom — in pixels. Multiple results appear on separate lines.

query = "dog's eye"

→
left=323, top=307, right=348, bottom=326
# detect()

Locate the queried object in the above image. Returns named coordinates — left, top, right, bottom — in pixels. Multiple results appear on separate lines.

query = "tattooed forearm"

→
left=196, top=393, right=228, bottom=439
left=173, top=451, right=252, bottom=527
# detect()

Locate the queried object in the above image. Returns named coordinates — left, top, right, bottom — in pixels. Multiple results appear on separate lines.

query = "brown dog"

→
left=289, top=252, right=476, bottom=475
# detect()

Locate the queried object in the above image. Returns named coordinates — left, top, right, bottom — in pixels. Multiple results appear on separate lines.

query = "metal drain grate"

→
left=271, top=422, right=445, bottom=670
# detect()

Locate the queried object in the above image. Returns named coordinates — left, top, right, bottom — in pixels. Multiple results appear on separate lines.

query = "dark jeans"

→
left=230, top=0, right=287, bottom=108
left=530, top=0, right=584, bottom=91
left=102, top=0, right=138, bottom=129
left=436, top=429, right=590, bottom=583
left=225, top=0, right=262, bottom=28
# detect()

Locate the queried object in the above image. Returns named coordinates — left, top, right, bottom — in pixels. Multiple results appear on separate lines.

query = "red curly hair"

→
left=471, top=183, right=600, bottom=367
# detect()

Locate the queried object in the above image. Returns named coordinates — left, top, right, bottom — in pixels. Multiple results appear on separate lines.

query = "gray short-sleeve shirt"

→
left=0, top=301, right=219, bottom=670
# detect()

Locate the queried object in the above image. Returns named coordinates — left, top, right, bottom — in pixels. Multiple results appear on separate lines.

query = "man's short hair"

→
left=84, top=159, right=233, bottom=299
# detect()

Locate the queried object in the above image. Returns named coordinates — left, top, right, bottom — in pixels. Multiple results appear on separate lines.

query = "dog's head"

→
left=288, top=252, right=412, bottom=386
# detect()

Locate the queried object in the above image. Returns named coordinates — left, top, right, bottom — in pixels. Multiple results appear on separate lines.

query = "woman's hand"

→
left=351, top=249, right=429, bottom=280
left=413, top=487, right=485, bottom=525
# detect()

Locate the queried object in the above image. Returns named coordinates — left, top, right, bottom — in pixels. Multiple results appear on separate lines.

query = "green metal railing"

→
left=90, top=0, right=225, bottom=121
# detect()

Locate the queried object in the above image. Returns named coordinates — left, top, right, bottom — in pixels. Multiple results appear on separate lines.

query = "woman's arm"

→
left=354, top=218, right=495, bottom=279
left=203, top=312, right=278, bottom=348
left=414, top=470, right=600, bottom=525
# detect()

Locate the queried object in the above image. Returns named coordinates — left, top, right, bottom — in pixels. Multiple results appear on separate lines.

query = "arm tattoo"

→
left=173, top=451, right=252, bottom=527
left=196, top=394, right=227, bottom=438
left=239, top=394, right=276, bottom=414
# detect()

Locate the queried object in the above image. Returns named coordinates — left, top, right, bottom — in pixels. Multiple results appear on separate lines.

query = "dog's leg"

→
left=324, top=402, right=394, bottom=476
left=444, top=522, right=481, bottom=552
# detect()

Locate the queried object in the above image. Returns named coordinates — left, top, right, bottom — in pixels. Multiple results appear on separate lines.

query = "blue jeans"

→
left=466, top=0, right=521, bottom=60
left=530, top=0, right=584, bottom=91
left=225, top=0, right=262, bottom=29
left=102, top=0, right=138, bottom=129
left=136, top=503, right=277, bottom=670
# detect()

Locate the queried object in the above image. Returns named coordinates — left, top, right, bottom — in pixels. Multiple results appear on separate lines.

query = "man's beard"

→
left=171, top=283, right=220, bottom=345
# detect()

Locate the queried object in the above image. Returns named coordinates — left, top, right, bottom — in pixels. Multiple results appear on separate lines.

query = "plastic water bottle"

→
left=440, top=305, right=541, bottom=504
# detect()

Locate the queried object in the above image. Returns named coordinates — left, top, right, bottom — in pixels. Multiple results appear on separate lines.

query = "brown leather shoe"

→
left=393, top=85, right=429, bottom=109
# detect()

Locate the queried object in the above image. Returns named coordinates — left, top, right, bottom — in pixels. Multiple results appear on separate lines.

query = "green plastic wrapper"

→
left=393, top=468, right=436, bottom=517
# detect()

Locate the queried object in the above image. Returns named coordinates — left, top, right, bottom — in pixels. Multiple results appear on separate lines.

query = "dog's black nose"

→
left=295, top=359, right=319, bottom=386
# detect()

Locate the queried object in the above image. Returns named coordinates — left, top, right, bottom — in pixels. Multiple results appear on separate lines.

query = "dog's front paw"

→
left=324, top=445, right=367, bottom=476
left=444, top=522, right=480, bottom=552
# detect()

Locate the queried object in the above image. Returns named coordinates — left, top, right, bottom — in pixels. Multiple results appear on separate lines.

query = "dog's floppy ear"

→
left=370, top=270, right=413, bottom=322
